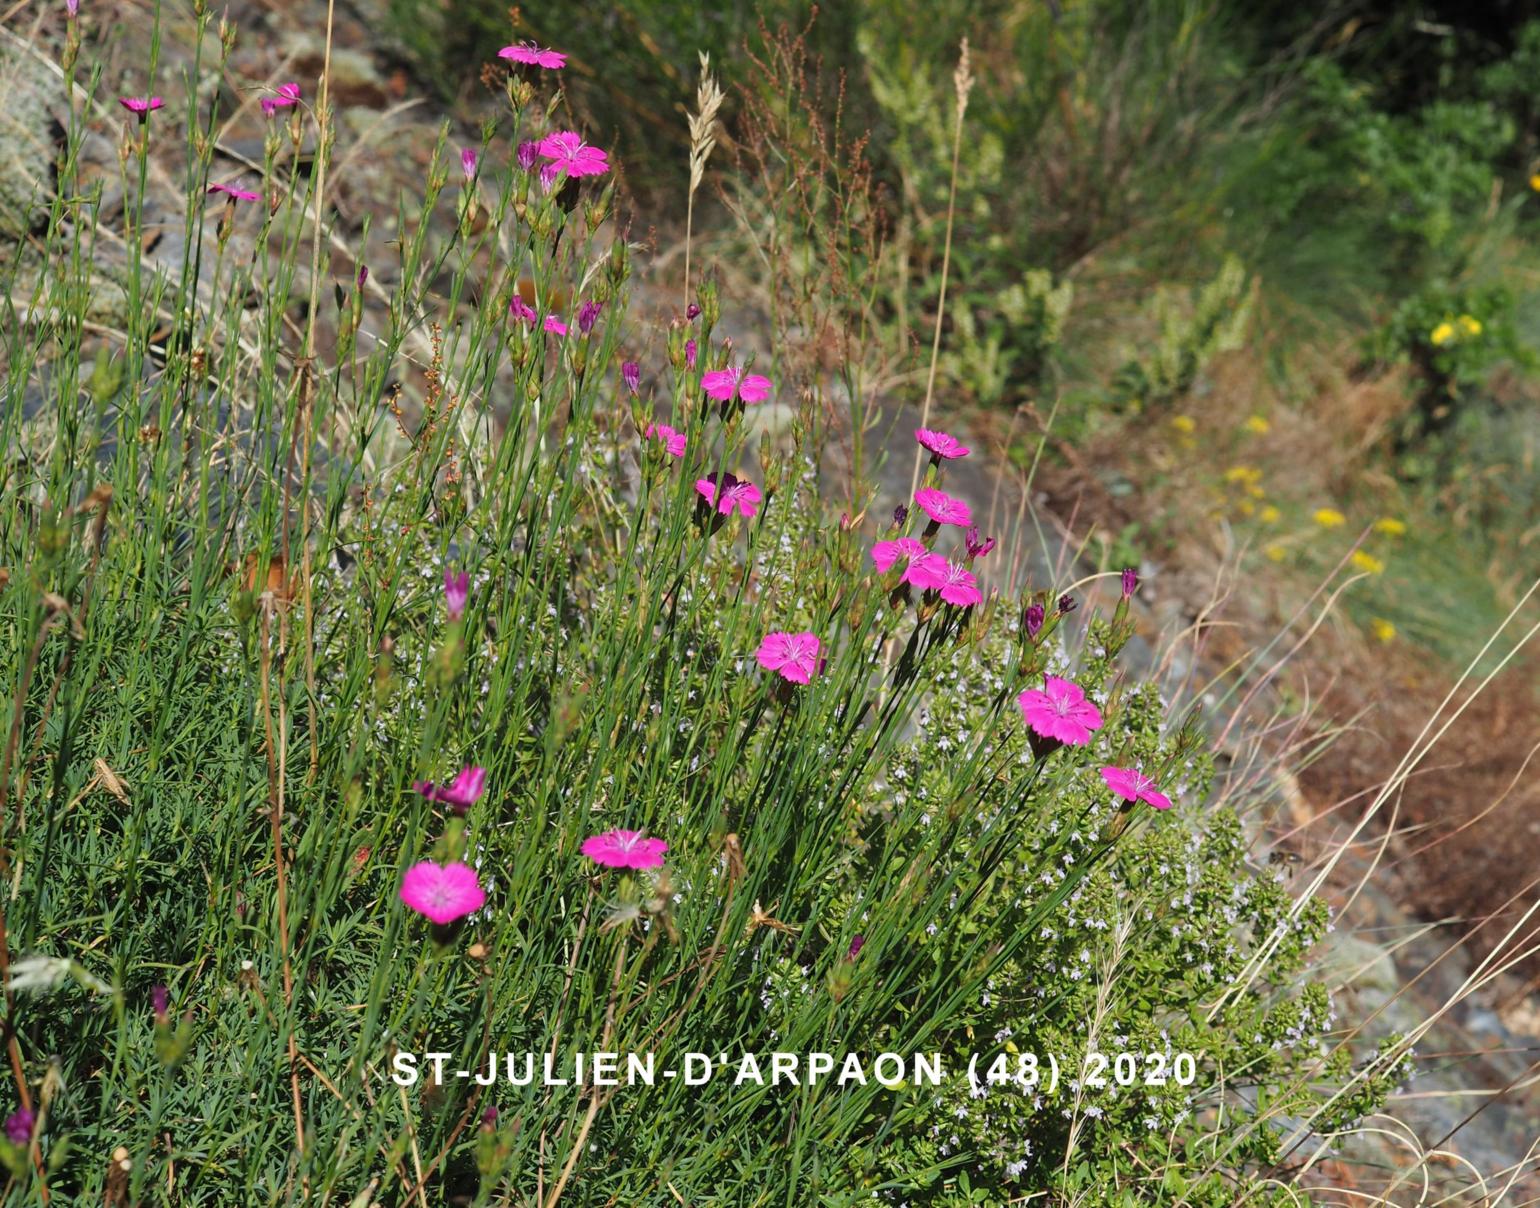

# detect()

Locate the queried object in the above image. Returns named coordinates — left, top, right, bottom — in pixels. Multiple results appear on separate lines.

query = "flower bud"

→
left=697, top=278, right=720, bottom=329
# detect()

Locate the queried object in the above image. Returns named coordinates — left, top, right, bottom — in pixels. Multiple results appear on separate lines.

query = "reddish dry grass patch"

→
left=1296, top=638, right=1540, bottom=984
left=1028, top=361, right=1540, bottom=988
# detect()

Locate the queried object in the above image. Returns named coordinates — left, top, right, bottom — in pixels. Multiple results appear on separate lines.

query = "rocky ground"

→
left=4, top=0, right=1538, bottom=1198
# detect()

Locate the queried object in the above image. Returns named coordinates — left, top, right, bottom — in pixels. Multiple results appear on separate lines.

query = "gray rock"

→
left=0, top=32, right=66, bottom=239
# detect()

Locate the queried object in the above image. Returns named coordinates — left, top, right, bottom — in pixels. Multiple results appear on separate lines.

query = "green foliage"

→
left=1112, top=255, right=1254, bottom=412
left=1296, top=60, right=1515, bottom=261
left=1366, top=279, right=1535, bottom=464
left=382, top=0, right=859, bottom=195
left=855, top=0, right=1257, bottom=409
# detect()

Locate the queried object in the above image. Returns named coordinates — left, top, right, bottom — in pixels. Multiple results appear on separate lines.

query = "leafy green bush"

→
left=1111, top=255, right=1254, bottom=414
left=383, top=0, right=860, bottom=195
left=1363, top=279, right=1534, bottom=468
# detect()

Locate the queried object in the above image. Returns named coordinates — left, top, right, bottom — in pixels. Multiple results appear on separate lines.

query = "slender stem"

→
left=543, top=939, right=628, bottom=1208
left=908, top=47, right=971, bottom=501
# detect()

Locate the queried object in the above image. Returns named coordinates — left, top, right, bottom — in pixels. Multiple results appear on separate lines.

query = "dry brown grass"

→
left=1029, top=342, right=1540, bottom=994
left=1297, top=636, right=1540, bottom=981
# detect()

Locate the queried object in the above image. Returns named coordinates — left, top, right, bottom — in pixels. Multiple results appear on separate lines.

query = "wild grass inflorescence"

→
left=0, top=14, right=1407, bottom=1206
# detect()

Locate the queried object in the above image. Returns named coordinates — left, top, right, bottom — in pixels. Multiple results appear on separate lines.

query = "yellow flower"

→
left=1429, top=321, right=1454, bottom=346
left=1170, top=415, right=1196, bottom=434
left=1532, top=173, right=1540, bottom=192
left=1247, top=483, right=1266, bottom=499
left=1350, top=550, right=1385, bottom=575
left=1313, top=507, right=1347, bottom=528
left=1370, top=617, right=1396, bottom=643
left=1263, top=543, right=1286, bottom=563
left=1459, top=314, right=1482, bottom=336
left=1260, top=504, right=1281, bottom=524
left=1238, top=499, right=1255, bottom=517
left=1373, top=517, right=1407, bottom=536
left=1243, top=414, right=1271, bottom=435
left=1223, top=465, right=1262, bottom=486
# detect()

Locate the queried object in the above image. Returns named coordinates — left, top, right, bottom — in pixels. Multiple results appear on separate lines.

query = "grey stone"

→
left=0, top=32, right=66, bottom=239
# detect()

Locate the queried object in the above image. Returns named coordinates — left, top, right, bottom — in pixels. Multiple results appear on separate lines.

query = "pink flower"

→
left=756, top=630, right=822, bottom=684
left=413, top=766, right=487, bottom=813
left=930, top=559, right=982, bottom=607
left=444, top=568, right=469, bottom=619
left=543, top=315, right=568, bottom=336
left=581, top=829, right=668, bottom=869
left=536, top=131, right=609, bottom=187
left=915, top=428, right=970, bottom=459
left=260, top=82, right=300, bottom=117
left=207, top=181, right=262, bottom=202
left=509, top=295, right=537, bottom=324
left=685, top=339, right=697, bottom=368
left=119, top=96, right=164, bottom=119
left=965, top=526, right=996, bottom=560
left=622, top=361, right=641, bottom=395
left=914, top=487, right=973, bottom=529
left=577, top=300, right=603, bottom=335
left=900, top=550, right=947, bottom=591
left=695, top=472, right=761, bottom=518
left=399, top=860, right=486, bottom=924
left=65, top=0, right=78, bottom=16
left=701, top=366, right=773, bottom=405
left=498, top=42, right=567, bottom=69
left=1100, top=765, right=1172, bottom=811
left=461, top=147, right=479, bottom=179
left=1017, top=676, right=1104, bottom=746
left=645, top=422, right=687, bottom=459
left=871, top=537, right=927, bottom=573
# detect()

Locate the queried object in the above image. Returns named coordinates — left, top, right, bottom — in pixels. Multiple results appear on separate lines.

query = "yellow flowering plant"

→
left=1369, top=282, right=1534, bottom=452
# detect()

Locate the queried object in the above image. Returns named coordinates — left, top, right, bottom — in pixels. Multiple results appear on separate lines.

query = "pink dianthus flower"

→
left=399, top=860, right=486, bottom=924
left=914, top=487, right=973, bottom=529
left=695, top=472, right=761, bottom=518
left=1100, top=766, right=1172, bottom=810
left=755, top=630, right=822, bottom=684
left=1017, top=676, right=1104, bottom=746
left=701, top=366, right=772, bottom=405
left=645, top=423, right=687, bottom=459
left=915, top=428, right=969, bottom=460
left=581, top=829, right=668, bottom=869
left=499, top=42, right=567, bottom=69
left=871, top=537, right=927, bottom=573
